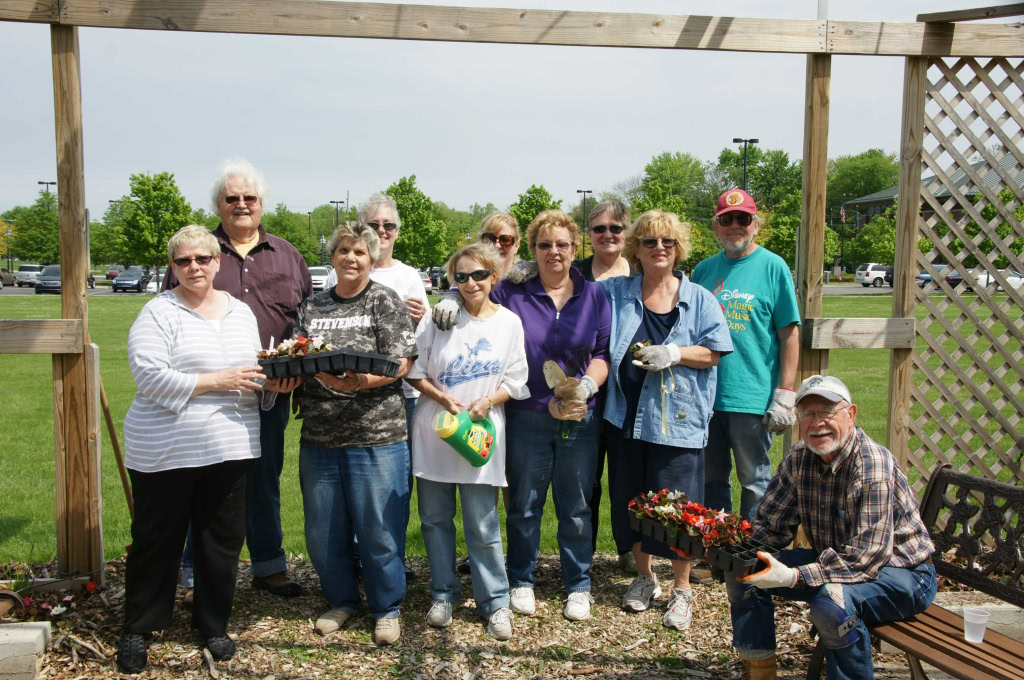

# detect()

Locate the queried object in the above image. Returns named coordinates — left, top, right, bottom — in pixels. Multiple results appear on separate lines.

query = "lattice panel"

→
left=909, top=57, right=1024, bottom=495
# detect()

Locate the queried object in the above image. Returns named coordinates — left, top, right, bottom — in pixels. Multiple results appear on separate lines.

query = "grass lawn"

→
left=0, top=291, right=1015, bottom=563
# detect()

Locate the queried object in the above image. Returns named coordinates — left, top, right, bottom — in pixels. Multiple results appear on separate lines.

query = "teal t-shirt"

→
left=691, top=247, right=800, bottom=414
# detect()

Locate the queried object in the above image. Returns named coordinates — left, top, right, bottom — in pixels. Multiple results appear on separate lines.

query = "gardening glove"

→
left=548, top=396, right=587, bottom=422
left=740, top=551, right=800, bottom=589
left=505, top=260, right=539, bottom=284
left=553, top=375, right=598, bottom=402
left=631, top=343, right=681, bottom=371
left=762, top=387, right=797, bottom=433
left=432, top=290, right=463, bottom=331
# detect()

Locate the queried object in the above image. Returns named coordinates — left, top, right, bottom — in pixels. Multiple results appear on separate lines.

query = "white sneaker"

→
left=374, top=617, right=401, bottom=646
left=426, top=599, right=453, bottom=628
left=563, top=592, right=593, bottom=621
left=314, top=608, right=351, bottom=635
left=663, top=588, right=694, bottom=630
left=486, top=607, right=513, bottom=640
left=509, top=587, right=536, bottom=615
left=622, top=574, right=661, bottom=612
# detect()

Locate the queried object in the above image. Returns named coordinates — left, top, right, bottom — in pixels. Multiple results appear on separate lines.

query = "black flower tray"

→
left=705, top=537, right=779, bottom=578
left=259, top=349, right=401, bottom=379
left=629, top=515, right=707, bottom=560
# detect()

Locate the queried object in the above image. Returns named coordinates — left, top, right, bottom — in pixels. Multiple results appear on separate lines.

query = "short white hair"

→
left=167, top=225, right=221, bottom=261
left=210, top=157, right=267, bottom=211
left=358, top=193, right=401, bottom=230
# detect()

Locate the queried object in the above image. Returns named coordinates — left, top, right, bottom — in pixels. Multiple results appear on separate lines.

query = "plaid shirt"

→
left=752, top=427, right=933, bottom=587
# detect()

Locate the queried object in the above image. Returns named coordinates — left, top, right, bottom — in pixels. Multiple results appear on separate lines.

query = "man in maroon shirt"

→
left=167, top=159, right=312, bottom=597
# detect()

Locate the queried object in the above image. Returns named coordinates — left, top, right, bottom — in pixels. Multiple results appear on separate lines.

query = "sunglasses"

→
left=590, top=224, right=624, bottom=235
left=536, top=241, right=572, bottom=252
left=454, top=269, right=492, bottom=284
left=224, top=194, right=258, bottom=205
left=172, top=255, right=216, bottom=267
left=367, top=221, right=398, bottom=231
left=641, top=238, right=677, bottom=249
left=718, top=212, right=754, bottom=227
left=480, top=232, right=517, bottom=247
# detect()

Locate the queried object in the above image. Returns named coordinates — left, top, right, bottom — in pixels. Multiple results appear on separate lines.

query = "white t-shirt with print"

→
left=408, top=306, right=530, bottom=486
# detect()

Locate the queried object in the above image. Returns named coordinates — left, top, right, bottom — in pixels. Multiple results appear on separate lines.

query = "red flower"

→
left=85, top=581, right=97, bottom=593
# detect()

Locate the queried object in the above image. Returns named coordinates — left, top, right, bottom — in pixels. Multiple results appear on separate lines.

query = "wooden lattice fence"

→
left=906, top=56, right=1024, bottom=493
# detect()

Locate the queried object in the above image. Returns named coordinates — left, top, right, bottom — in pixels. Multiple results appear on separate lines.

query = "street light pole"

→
left=328, top=200, right=345, bottom=267
left=307, top=211, right=312, bottom=236
left=577, top=189, right=592, bottom=259
left=38, top=181, right=57, bottom=194
left=731, top=138, right=759, bottom=192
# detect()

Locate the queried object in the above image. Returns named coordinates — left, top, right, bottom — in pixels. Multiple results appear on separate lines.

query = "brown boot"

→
left=741, top=655, right=777, bottom=680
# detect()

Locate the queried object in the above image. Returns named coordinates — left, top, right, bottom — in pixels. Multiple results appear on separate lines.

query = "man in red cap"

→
left=691, top=189, right=800, bottom=534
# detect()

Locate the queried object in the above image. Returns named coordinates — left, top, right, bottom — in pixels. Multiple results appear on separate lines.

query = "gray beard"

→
left=807, top=429, right=855, bottom=457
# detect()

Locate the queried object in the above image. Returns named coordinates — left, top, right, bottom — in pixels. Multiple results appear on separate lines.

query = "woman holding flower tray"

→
left=600, top=211, right=732, bottom=631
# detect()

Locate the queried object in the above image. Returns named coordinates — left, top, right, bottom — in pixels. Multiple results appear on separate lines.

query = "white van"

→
left=15, top=264, right=43, bottom=287
left=855, top=263, right=889, bottom=288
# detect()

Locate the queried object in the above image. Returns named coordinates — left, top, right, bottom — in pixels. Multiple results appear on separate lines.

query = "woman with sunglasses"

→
left=118, top=225, right=278, bottom=673
left=601, top=211, right=732, bottom=632
left=405, top=242, right=529, bottom=641
left=477, top=211, right=521, bottom=274
left=575, top=199, right=634, bottom=283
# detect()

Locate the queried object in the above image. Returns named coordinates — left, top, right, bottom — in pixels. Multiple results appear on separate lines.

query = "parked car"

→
left=15, top=264, right=44, bottom=287
left=916, top=264, right=949, bottom=288
left=883, top=266, right=894, bottom=287
left=106, top=264, right=124, bottom=280
left=944, top=270, right=966, bottom=290
left=308, top=266, right=331, bottom=292
left=33, top=265, right=96, bottom=294
left=145, top=271, right=166, bottom=293
left=0, top=268, right=14, bottom=286
left=420, top=270, right=433, bottom=295
left=112, top=266, right=151, bottom=293
left=428, top=266, right=445, bottom=288
left=855, top=262, right=889, bottom=287
left=998, top=270, right=1023, bottom=292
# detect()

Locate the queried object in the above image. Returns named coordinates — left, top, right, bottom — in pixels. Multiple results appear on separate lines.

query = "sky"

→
left=0, top=0, right=1017, bottom=221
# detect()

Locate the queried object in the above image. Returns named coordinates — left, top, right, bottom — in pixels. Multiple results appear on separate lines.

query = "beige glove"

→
left=548, top=396, right=587, bottom=421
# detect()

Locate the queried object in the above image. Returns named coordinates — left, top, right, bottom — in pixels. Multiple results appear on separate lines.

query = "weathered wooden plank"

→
left=828, top=20, right=1024, bottom=57
left=84, top=343, right=105, bottom=585
left=0, top=319, right=83, bottom=353
left=0, top=0, right=58, bottom=22
left=917, top=4, right=1024, bottom=23
left=803, top=317, right=916, bottom=349
left=51, top=353, right=67, bottom=575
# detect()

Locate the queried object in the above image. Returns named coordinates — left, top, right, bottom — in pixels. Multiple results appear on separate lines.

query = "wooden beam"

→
left=0, top=319, right=83, bottom=353
left=0, top=0, right=58, bottom=23
left=826, top=19, right=1024, bottom=56
left=887, top=57, right=927, bottom=470
left=917, top=4, right=1024, bottom=23
left=803, top=317, right=916, bottom=349
left=51, top=23, right=102, bottom=579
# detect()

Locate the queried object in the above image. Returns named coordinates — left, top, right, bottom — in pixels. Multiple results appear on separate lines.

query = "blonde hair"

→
left=588, top=199, right=631, bottom=230
left=167, top=225, right=221, bottom=262
left=479, top=211, right=519, bottom=240
left=328, top=221, right=381, bottom=262
left=623, top=210, right=692, bottom=272
left=445, top=242, right=506, bottom=283
left=525, top=210, right=581, bottom=253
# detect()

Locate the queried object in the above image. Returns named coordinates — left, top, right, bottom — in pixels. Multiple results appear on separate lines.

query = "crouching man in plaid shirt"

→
left=726, top=375, right=936, bottom=680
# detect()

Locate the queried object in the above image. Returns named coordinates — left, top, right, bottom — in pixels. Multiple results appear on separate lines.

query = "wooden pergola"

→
left=1, top=0, right=1021, bottom=585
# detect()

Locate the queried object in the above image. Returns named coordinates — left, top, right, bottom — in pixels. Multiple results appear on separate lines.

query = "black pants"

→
left=124, top=459, right=251, bottom=637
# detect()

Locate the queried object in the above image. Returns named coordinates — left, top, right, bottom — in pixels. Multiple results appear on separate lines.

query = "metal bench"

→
left=807, top=464, right=1024, bottom=679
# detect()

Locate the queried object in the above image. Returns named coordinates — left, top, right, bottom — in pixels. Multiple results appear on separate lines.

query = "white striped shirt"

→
left=123, top=291, right=264, bottom=472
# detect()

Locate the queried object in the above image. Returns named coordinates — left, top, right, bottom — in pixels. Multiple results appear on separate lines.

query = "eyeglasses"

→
left=536, top=241, right=572, bottom=252
left=367, top=221, right=398, bottom=231
left=453, top=269, right=492, bottom=284
left=641, top=238, right=677, bottom=249
left=172, top=255, right=216, bottom=267
left=224, top=194, right=259, bottom=205
left=718, top=213, right=754, bottom=227
left=591, top=224, right=624, bottom=235
left=480, top=232, right=517, bottom=247
left=796, top=404, right=850, bottom=422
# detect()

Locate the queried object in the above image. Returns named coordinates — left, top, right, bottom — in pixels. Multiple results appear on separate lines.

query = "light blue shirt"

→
left=600, top=273, right=733, bottom=448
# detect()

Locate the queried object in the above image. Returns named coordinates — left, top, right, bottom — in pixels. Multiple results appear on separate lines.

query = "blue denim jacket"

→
left=600, top=273, right=733, bottom=448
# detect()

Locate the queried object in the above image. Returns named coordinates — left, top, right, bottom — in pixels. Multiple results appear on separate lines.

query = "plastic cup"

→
left=963, top=607, right=990, bottom=643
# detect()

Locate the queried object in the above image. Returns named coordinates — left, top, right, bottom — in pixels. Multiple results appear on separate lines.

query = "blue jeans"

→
left=726, top=549, right=937, bottom=680
left=246, top=394, right=291, bottom=577
left=417, top=478, right=509, bottom=616
left=505, top=409, right=600, bottom=593
left=704, top=410, right=772, bottom=520
left=299, top=442, right=410, bottom=619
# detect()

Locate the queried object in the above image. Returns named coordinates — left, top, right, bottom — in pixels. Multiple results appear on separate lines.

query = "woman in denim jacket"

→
left=601, top=210, right=733, bottom=632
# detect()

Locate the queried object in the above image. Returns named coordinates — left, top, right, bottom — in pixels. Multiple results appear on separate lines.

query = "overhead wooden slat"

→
left=0, top=0, right=58, bottom=22
left=827, top=20, right=1024, bottom=57
left=917, top=4, right=1024, bottom=23
left=0, top=319, right=83, bottom=354
left=803, top=317, right=916, bottom=349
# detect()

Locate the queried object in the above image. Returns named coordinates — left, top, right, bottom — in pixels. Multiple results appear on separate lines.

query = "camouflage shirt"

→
left=295, top=280, right=417, bottom=449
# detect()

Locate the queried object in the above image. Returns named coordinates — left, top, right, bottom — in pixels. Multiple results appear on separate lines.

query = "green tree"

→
left=385, top=175, right=454, bottom=269
left=631, top=152, right=706, bottom=219
left=826, top=149, right=899, bottom=215
left=190, top=208, right=220, bottom=229
left=507, top=185, right=562, bottom=260
left=261, top=202, right=321, bottom=265
left=120, top=172, right=193, bottom=268
left=7, top=192, right=59, bottom=264
left=846, top=204, right=897, bottom=266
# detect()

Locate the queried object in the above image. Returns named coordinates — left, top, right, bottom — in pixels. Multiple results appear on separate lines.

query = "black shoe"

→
left=117, top=632, right=149, bottom=674
left=204, top=635, right=236, bottom=662
left=456, top=557, right=471, bottom=575
left=404, top=556, right=416, bottom=581
left=252, top=571, right=302, bottom=597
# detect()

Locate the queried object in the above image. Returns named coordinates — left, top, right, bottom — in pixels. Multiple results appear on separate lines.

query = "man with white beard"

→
left=721, top=375, right=936, bottom=680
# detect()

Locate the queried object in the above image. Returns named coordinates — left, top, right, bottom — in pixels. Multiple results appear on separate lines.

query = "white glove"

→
left=762, top=387, right=797, bottom=433
left=740, top=551, right=800, bottom=589
left=505, top=260, right=539, bottom=284
left=553, top=375, right=598, bottom=402
left=431, top=291, right=463, bottom=331
left=631, top=344, right=681, bottom=371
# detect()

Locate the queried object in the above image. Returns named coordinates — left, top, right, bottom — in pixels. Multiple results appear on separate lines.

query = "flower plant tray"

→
left=628, top=516, right=707, bottom=560
left=259, top=349, right=401, bottom=379
left=705, top=537, right=778, bottom=578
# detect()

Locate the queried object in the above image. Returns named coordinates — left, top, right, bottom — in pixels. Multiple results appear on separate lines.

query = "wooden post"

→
left=887, top=57, right=927, bottom=470
left=788, top=53, right=831, bottom=451
left=51, top=23, right=103, bottom=579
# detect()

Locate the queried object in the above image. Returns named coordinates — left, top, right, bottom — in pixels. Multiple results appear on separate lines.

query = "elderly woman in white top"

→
left=118, top=225, right=278, bottom=675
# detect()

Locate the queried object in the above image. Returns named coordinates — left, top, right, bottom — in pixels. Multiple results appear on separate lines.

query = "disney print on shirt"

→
left=710, top=280, right=757, bottom=333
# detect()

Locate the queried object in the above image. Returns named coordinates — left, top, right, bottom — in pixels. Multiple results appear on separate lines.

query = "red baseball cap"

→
left=715, top=189, right=758, bottom=216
